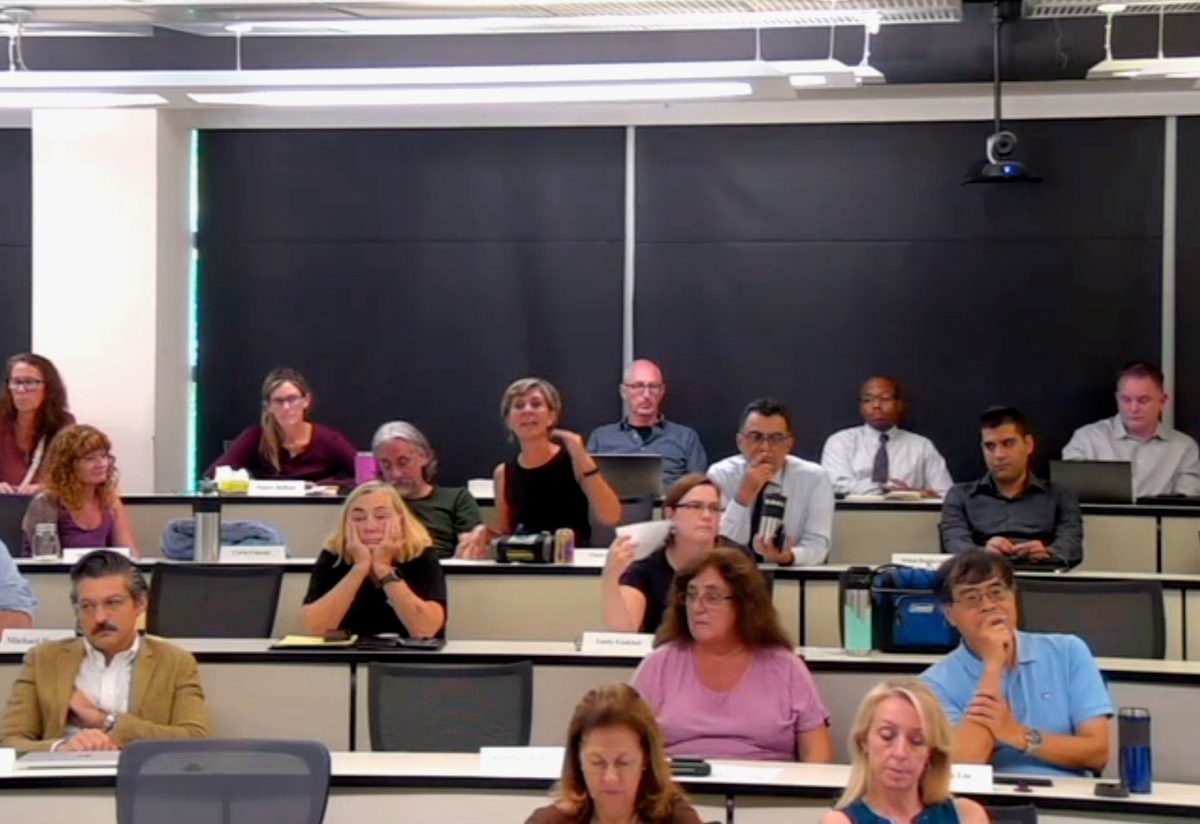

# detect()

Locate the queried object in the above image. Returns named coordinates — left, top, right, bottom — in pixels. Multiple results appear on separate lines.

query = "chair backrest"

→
left=987, top=803, right=1038, bottom=824
left=1017, top=578, right=1165, bottom=659
left=147, top=564, right=284, bottom=638
left=117, top=738, right=330, bottom=824
left=0, top=493, right=32, bottom=558
left=368, top=661, right=533, bottom=752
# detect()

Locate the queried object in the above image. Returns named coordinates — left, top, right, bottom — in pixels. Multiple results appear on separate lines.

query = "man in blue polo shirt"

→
left=587, top=359, right=707, bottom=489
left=922, top=551, right=1112, bottom=776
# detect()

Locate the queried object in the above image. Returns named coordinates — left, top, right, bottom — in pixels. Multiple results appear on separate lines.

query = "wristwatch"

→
left=379, top=571, right=402, bottom=587
left=1023, top=727, right=1043, bottom=754
left=103, top=711, right=117, bottom=733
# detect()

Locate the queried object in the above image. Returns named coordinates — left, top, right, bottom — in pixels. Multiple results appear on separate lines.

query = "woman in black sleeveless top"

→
left=494, top=377, right=621, bottom=546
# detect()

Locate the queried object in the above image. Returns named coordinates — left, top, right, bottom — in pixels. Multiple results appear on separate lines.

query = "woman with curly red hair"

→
left=20, top=424, right=137, bottom=555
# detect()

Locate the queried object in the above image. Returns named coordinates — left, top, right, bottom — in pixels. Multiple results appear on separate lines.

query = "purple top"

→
left=631, top=642, right=830, bottom=761
left=206, top=423, right=358, bottom=486
left=58, top=501, right=117, bottom=548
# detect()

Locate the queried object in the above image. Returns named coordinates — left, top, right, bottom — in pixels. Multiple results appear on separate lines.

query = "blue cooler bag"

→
left=870, top=565, right=960, bottom=653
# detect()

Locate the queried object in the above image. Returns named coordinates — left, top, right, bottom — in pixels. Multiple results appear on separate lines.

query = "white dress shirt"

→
left=707, top=454, right=834, bottom=566
left=63, top=634, right=141, bottom=739
left=1062, top=414, right=1200, bottom=497
left=820, top=424, right=954, bottom=497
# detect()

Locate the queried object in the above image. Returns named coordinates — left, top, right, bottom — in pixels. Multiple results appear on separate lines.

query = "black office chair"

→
left=117, top=739, right=330, bottom=824
left=0, top=493, right=32, bottom=558
left=1017, top=577, right=1165, bottom=659
left=368, top=661, right=533, bottom=752
left=987, top=803, right=1038, bottom=823
left=147, top=564, right=284, bottom=638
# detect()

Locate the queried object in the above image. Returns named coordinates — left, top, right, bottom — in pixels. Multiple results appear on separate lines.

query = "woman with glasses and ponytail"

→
left=631, top=547, right=833, bottom=762
left=206, top=367, right=357, bottom=488
left=603, top=473, right=746, bottom=635
left=0, top=353, right=73, bottom=495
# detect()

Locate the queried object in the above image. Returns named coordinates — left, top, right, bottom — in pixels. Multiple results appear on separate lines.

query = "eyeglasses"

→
left=8, top=379, right=44, bottom=392
left=953, top=583, right=1012, bottom=611
left=78, top=452, right=113, bottom=466
left=75, top=595, right=131, bottom=615
left=623, top=382, right=665, bottom=395
left=674, top=501, right=724, bottom=515
left=269, top=394, right=306, bottom=408
left=681, top=589, right=736, bottom=607
left=740, top=431, right=790, bottom=445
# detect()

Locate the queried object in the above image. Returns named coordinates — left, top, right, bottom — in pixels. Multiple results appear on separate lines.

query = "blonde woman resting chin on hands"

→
left=301, top=481, right=447, bottom=639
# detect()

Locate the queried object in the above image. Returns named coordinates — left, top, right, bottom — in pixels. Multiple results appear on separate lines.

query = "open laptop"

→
left=1049, top=459, right=1133, bottom=505
left=594, top=454, right=663, bottom=501
left=17, top=750, right=122, bottom=769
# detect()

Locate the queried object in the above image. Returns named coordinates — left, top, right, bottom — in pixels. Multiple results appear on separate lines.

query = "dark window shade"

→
left=1177, top=117, right=1200, bottom=440
left=196, top=128, right=625, bottom=485
left=635, top=120, right=1163, bottom=481
left=0, top=130, right=31, bottom=359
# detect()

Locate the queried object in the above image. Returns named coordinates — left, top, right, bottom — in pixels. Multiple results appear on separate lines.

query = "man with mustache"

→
left=939, top=406, right=1083, bottom=568
left=923, top=551, right=1112, bottom=776
left=1, top=550, right=211, bottom=751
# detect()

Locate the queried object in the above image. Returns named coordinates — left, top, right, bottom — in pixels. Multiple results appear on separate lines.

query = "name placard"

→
left=0, top=628, right=75, bottom=653
left=578, top=631, right=654, bottom=656
left=479, top=746, right=564, bottom=778
left=949, top=763, right=993, bottom=793
left=62, top=547, right=132, bottom=564
left=891, top=553, right=947, bottom=570
left=219, top=545, right=288, bottom=563
left=247, top=480, right=306, bottom=497
left=572, top=549, right=609, bottom=567
left=0, top=747, right=14, bottom=776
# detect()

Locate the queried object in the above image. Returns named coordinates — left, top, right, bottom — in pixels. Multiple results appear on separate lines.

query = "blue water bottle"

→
left=1118, top=706, right=1152, bottom=794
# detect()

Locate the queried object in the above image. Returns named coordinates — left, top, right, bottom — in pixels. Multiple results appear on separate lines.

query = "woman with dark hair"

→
left=21, top=424, right=137, bottom=554
left=603, top=473, right=739, bottom=634
left=526, top=683, right=702, bottom=824
left=494, top=377, right=620, bottom=546
left=0, top=353, right=73, bottom=494
left=206, top=367, right=357, bottom=486
left=632, top=547, right=833, bottom=762
left=821, top=678, right=988, bottom=824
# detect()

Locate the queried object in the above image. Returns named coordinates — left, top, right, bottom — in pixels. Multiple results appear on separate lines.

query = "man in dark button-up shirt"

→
left=940, top=406, right=1083, bottom=567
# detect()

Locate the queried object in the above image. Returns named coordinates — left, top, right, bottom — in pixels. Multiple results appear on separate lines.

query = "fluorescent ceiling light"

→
left=1095, top=2, right=1127, bottom=12
left=189, top=81, right=754, bottom=106
left=1087, top=56, right=1200, bottom=80
left=0, top=92, right=165, bottom=108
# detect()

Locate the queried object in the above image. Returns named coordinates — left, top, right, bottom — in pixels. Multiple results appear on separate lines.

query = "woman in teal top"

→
left=822, top=678, right=989, bottom=824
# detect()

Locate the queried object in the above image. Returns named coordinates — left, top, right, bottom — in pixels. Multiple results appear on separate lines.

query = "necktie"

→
left=872, top=433, right=890, bottom=485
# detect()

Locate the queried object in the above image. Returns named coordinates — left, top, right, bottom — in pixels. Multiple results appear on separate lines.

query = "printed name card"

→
left=247, top=480, right=307, bottom=497
left=479, top=747, right=564, bottom=778
left=61, top=547, right=132, bottom=564
left=0, top=628, right=76, bottom=652
left=572, top=549, right=609, bottom=567
left=219, top=545, right=288, bottom=563
left=0, top=747, right=14, bottom=777
left=891, top=553, right=947, bottom=570
left=949, top=763, right=993, bottom=793
left=579, top=632, right=654, bottom=656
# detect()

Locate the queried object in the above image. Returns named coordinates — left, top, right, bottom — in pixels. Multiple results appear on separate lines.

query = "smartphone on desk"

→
left=994, top=775, right=1054, bottom=787
left=669, top=757, right=712, bottom=777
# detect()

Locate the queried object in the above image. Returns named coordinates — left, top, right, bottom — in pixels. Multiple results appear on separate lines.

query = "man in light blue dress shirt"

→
left=0, top=537, right=36, bottom=629
left=587, top=359, right=708, bottom=490
left=1062, top=361, right=1200, bottom=498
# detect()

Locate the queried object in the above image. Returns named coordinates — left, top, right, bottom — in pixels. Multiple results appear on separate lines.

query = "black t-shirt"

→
left=503, top=448, right=591, bottom=545
left=302, top=547, right=448, bottom=638
left=619, top=545, right=675, bottom=634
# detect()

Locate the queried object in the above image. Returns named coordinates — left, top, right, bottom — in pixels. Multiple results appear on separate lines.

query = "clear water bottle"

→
left=32, top=523, right=62, bottom=562
left=1119, top=706, right=1152, bottom=793
left=841, top=566, right=874, bottom=655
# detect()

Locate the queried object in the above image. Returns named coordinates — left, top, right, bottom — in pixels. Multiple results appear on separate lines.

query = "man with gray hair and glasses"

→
left=587, top=359, right=708, bottom=489
left=2, top=549, right=210, bottom=752
left=372, top=421, right=490, bottom=559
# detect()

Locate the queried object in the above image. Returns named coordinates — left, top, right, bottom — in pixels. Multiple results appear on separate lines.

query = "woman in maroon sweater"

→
left=206, top=367, right=357, bottom=487
left=0, top=353, right=74, bottom=494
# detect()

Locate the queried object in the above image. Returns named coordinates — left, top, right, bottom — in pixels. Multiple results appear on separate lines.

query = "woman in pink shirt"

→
left=632, top=547, right=833, bottom=762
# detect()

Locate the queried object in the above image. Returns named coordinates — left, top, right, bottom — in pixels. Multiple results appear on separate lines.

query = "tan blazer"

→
left=1, top=634, right=212, bottom=752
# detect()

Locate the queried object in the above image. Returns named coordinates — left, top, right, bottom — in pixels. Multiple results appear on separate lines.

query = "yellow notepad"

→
left=271, top=634, right=359, bottom=649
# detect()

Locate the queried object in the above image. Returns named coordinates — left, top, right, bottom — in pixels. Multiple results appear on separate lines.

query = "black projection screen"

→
left=196, top=128, right=626, bottom=485
left=0, top=130, right=31, bottom=360
left=1177, top=117, right=1200, bottom=442
left=634, top=119, right=1165, bottom=481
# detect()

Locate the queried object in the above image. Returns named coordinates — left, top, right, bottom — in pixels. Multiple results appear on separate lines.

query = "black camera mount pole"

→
left=991, top=0, right=1022, bottom=135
